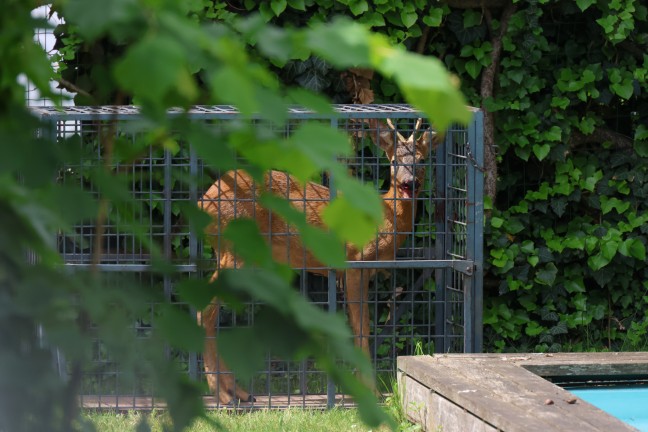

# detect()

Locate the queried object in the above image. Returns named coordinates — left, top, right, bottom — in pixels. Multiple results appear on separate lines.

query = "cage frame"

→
left=31, top=103, right=484, bottom=409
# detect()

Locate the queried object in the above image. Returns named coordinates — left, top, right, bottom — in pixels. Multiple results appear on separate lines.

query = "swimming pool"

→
left=570, top=386, right=648, bottom=432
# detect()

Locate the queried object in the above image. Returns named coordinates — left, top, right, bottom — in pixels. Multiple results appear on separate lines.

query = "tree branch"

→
left=570, top=127, right=634, bottom=149
left=480, top=1, right=517, bottom=202
left=56, top=78, right=94, bottom=101
left=416, top=25, right=431, bottom=54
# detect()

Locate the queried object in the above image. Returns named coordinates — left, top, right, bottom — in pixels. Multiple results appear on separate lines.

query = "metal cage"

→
left=31, top=104, right=484, bottom=410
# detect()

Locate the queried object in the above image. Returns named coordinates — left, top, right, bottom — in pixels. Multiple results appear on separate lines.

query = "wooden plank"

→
left=399, top=356, right=554, bottom=432
left=400, top=373, right=498, bottom=432
left=398, top=354, right=641, bottom=432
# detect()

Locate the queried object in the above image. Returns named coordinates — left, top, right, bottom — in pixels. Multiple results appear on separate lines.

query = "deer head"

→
left=366, top=118, right=436, bottom=199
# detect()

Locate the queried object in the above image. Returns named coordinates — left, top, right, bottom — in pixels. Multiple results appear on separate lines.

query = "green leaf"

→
left=331, top=170, right=383, bottom=225
left=271, top=0, right=287, bottom=16
left=114, top=36, right=187, bottom=103
left=288, top=123, right=353, bottom=174
left=306, top=18, right=371, bottom=68
left=255, top=25, right=296, bottom=64
left=611, top=80, right=634, bottom=100
left=375, top=45, right=471, bottom=131
left=573, top=294, right=587, bottom=311
left=491, top=217, right=504, bottom=228
left=301, top=225, right=347, bottom=268
left=588, top=252, right=611, bottom=271
left=535, top=263, right=558, bottom=286
left=533, top=144, right=551, bottom=161
left=520, top=240, right=535, bottom=254
left=64, top=0, right=137, bottom=40
left=350, top=0, right=369, bottom=16
left=576, top=0, right=596, bottom=11
left=465, top=60, right=482, bottom=79
left=156, top=304, right=205, bottom=351
left=400, top=10, right=418, bottom=28
left=545, top=126, right=562, bottom=142
left=259, top=194, right=347, bottom=268
left=564, top=279, right=586, bottom=293
left=186, top=124, right=238, bottom=170
left=210, top=66, right=258, bottom=115
left=629, top=239, right=646, bottom=260
left=600, top=240, right=618, bottom=261
left=423, top=8, right=444, bottom=27
left=525, top=321, right=545, bottom=336
left=223, top=218, right=275, bottom=268
left=288, top=0, right=306, bottom=10
left=175, top=279, right=217, bottom=310
left=287, top=88, right=336, bottom=116
left=322, top=196, right=378, bottom=246
left=219, top=327, right=268, bottom=381
left=463, top=10, right=482, bottom=28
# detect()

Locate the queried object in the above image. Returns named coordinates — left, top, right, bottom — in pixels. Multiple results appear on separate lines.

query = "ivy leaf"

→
left=271, top=0, right=287, bottom=16
left=533, top=144, right=550, bottom=161
left=350, top=0, right=369, bottom=16
left=588, top=252, right=611, bottom=271
left=491, top=216, right=504, bottom=228
left=629, top=239, right=646, bottom=260
left=465, top=60, right=482, bottom=79
left=288, top=0, right=306, bottom=10
left=550, top=197, right=568, bottom=217
left=545, top=126, right=562, bottom=142
left=400, top=10, right=418, bottom=28
left=611, top=80, right=634, bottom=100
left=534, top=263, right=558, bottom=286
left=576, top=0, right=596, bottom=11
left=600, top=240, right=618, bottom=261
left=423, top=8, right=444, bottom=27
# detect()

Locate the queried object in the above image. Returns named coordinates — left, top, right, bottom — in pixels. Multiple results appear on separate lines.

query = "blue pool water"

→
left=570, top=386, right=648, bottom=431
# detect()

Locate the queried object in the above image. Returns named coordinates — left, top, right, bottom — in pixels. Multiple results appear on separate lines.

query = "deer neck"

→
left=381, top=184, right=415, bottom=234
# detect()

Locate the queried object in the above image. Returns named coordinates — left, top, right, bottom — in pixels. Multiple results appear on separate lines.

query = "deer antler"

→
left=406, top=118, right=424, bottom=143
left=386, top=118, right=407, bottom=142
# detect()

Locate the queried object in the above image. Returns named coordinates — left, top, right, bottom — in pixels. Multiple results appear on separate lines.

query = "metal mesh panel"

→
left=32, top=104, right=484, bottom=410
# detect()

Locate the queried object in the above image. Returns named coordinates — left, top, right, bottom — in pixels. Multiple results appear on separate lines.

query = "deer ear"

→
left=417, top=129, right=435, bottom=157
left=376, top=129, right=396, bottom=160
left=363, top=119, right=396, bottom=160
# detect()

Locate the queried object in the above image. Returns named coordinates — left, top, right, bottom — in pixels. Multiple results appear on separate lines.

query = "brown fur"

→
left=199, top=120, right=433, bottom=404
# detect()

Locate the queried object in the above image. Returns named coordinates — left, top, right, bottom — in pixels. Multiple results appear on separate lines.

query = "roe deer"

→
left=198, top=118, right=435, bottom=404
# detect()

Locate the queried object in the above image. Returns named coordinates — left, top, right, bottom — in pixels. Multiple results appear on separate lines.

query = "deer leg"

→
left=200, top=254, right=253, bottom=405
left=344, top=268, right=371, bottom=357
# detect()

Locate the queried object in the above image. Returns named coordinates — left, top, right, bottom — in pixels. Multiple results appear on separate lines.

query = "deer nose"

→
left=401, top=179, right=421, bottom=195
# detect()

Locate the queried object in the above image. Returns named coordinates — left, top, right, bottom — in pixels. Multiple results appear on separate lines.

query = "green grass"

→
left=84, top=408, right=394, bottom=432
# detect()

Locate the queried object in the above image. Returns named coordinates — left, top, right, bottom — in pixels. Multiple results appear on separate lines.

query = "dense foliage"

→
left=1, top=0, right=468, bottom=431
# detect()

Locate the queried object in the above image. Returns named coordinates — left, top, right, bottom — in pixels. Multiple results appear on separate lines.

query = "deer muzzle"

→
left=399, top=179, right=421, bottom=198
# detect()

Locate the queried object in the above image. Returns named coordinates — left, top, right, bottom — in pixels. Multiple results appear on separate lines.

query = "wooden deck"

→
left=80, top=394, right=355, bottom=410
left=398, top=352, right=648, bottom=432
